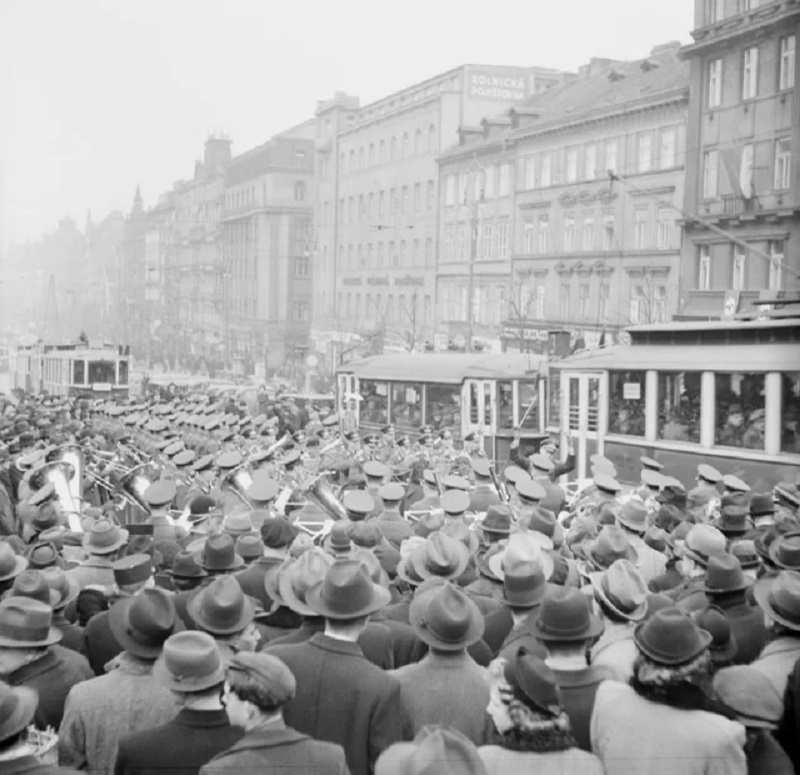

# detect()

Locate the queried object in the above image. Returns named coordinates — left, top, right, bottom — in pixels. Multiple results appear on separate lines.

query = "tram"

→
left=337, top=351, right=548, bottom=462
left=549, top=311, right=800, bottom=492
left=11, top=342, right=131, bottom=399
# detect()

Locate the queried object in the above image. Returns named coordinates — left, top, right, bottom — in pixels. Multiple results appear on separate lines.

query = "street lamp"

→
left=464, top=157, right=486, bottom=353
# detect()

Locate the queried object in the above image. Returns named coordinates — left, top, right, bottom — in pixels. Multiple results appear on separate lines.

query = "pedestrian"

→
left=591, top=607, right=747, bottom=775
left=376, top=727, right=486, bottom=775
left=200, top=651, right=349, bottom=775
left=268, top=558, right=411, bottom=774
left=58, top=588, right=183, bottom=772
left=65, top=519, right=129, bottom=590
left=391, top=580, right=490, bottom=744
left=114, top=632, right=242, bottom=775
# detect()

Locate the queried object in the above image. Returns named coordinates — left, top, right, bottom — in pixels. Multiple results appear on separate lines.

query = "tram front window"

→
left=425, top=384, right=460, bottom=431
left=390, top=383, right=422, bottom=426
left=497, top=382, right=514, bottom=429
left=88, top=360, right=116, bottom=385
left=715, top=372, right=765, bottom=450
left=72, top=360, right=85, bottom=385
left=518, top=382, right=539, bottom=431
left=608, top=370, right=645, bottom=436
left=657, top=371, right=700, bottom=443
left=782, top=373, right=800, bottom=454
left=360, top=380, right=389, bottom=425
left=118, top=360, right=129, bottom=386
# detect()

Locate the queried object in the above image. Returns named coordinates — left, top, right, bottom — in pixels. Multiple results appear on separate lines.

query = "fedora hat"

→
left=768, top=532, right=800, bottom=571
left=41, top=567, right=80, bottom=611
left=82, top=519, right=129, bottom=555
left=11, top=569, right=52, bottom=606
left=528, top=586, right=603, bottom=643
left=26, top=541, right=63, bottom=570
left=713, top=499, right=753, bottom=535
left=409, top=581, right=484, bottom=651
left=634, top=606, right=712, bottom=666
left=489, top=533, right=554, bottom=581
left=278, top=549, right=334, bottom=616
left=222, top=512, right=255, bottom=538
left=521, top=506, right=564, bottom=547
left=502, top=560, right=548, bottom=609
left=692, top=606, right=737, bottom=665
left=0, top=544, right=28, bottom=583
left=699, top=553, right=753, bottom=594
left=169, top=551, right=208, bottom=579
left=109, top=588, right=182, bottom=659
left=441, top=520, right=479, bottom=556
left=729, top=539, right=760, bottom=570
left=754, top=571, right=800, bottom=632
left=322, top=521, right=354, bottom=557
left=413, top=512, right=444, bottom=539
left=396, top=542, right=426, bottom=587
left=187, top=575, right=255, bottom=635
left=617, top=499, right=648, bottom=534
left=414, top=533, right=470, bottom=582
left=306, top=558, right=391, bottom=619
left=375, top=727, right=486, bottom=775
left=154, top=631, right=225, bottom=692
left=0, top=682, right=37, bottom=743
left=678, top=524, right=726, bottom=567
left=586, top=525, right=637, bottom=571
left=749, top=493, right=775, bottom=518
left=0, top=596, right=62, bottom=647
left=235, top=534, right=265, bottom=562
left=504, top=649, right=562, bottom=717
left=480, top=505, right=512, bottom=536
left=474, top=543, right=505, bottom=581
left=263, top=560, right=291, bottom=607
left=590, top=559, right=647, bottom=622
left=196, top=533, right=245, bottom=572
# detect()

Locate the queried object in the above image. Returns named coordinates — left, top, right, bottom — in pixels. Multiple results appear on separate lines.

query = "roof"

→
left=440, top=47, right=689, bottom=161
left=628, top=318, right=800, bottom=335
left=46, top=349, right=127, bottom=360
left=549, top=341, right=799, bottom=372
left=339, top=352, right=546, bottom=384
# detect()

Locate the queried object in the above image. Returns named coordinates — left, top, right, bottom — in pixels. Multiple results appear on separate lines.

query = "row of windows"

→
left=706, top=35, right=795, bottom=108
left=339, top=181, right=435, bottom=223
left=340, top=124, right=438, bottom=174
left=337, top=292, right=433, bottom=325
left=701, top=138, right=792, bottom=198
left=444, top=165, right=511, bottom=205
left=224, top=181, right=307, bottom=209
left=697, top=239, right=785, bottom=290
left=441, top=221, right=511, bottom=262
left=337, top=238, right=435, bottom=269
left=706, top=0, right=780, bottom=25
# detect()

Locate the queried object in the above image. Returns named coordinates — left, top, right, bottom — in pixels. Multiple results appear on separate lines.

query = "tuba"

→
left=37, top=452, right=84, bottom=533
left=319, top=438, right=344, bottom=456
left=262, top=432, right=292, bottom=461
left=301, top=474, right=348, bottom=522
left=222, top=463, right=254, bottom=508
left=120, top=462, right=162, bottom=515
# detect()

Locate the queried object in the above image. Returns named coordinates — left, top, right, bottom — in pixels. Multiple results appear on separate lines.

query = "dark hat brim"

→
left=754, top=577, right=800, bottom=632
left=633, top=620, right=713, bottom=666
left=408, top=586, right=485, bottom=650
left=186, top=591, right=256, bottom=635
left=0, top=685, right=37, bottom=743
left=0, top=555, right=28, bottom=582
left=152, top=653, right=225, bottom=693
left=52, top=575, right=81, bottom=611
left=767, top=533, right=800, bottom=571
left=109, top=596, right=182, bottom=658
left=526, top=610, right=604, bottom=643
left=82, top=529, right=130, bottom=555
left=305, top=579, right=391, bottom=620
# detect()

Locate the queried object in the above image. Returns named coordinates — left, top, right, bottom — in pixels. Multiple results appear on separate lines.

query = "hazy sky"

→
left=0, top=0, right=693, bottom=249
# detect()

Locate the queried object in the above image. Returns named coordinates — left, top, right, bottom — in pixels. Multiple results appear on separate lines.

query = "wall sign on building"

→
left=468, top=72, right=528, bottom=101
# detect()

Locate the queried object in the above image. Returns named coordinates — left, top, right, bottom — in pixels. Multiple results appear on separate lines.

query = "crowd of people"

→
left=0, top=387, right=799, bottom=774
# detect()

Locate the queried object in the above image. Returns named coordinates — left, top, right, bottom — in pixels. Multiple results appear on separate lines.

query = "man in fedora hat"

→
left=268, top=559, right=411, bottom=775
left=115, top=632, right=242, bottom=775
left=59, top=588, right=182, bottom=773
left=528, top=586, right=606, bottom=752
left=752, top=570, right=800, bottom=697
left=588, top=559, right=648, bottom=683
left=614, top=498, right=667, bottom=585
left=390, top=580, right=490, bottom=745
left=66, top=519, right=130, bottom=591
left=0, top=596, right=92, bottom=731
left=79, top=554, right=158, bottom=675
left=201, top=651, right=349, bottom=775
left=377, top=727, right=487, bottom=775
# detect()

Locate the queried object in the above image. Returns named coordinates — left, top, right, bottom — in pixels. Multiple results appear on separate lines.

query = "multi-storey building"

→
left=438, top=44, right=690, bottom=352
left=221, top=122, right=315, bottom=375
left=84, top=209, right=125, bottom=343
left=311, top=64, right=566, bottom=366
left=679, top=0, right=799, bottom=316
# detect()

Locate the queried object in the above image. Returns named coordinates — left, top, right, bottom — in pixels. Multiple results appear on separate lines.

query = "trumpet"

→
left=489, top=463, right=510, bottom=504
left=319, top=439, right=344, bottom=456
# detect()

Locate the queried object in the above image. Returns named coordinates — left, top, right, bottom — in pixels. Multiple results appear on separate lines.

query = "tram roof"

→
left=45, top=348, right=128, bottom=360
left=339, top=352, right=546, bottom=384
left=628, top=318, right=800, bottom=336
left=549, top=340, right=799, bottom=372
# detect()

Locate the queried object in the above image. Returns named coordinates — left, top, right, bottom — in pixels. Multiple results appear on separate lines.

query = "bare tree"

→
left=399, top=288, right=423, bottom=352
left=623, top=269, right=667, bottom=326
left=505, top=271, right=536, bottom=354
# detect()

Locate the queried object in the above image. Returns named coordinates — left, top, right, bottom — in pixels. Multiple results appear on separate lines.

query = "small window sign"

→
left=623, top=382, right=641, bottom=400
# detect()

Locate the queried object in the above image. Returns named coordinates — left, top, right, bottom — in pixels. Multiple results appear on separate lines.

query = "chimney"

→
left=204, top=136, right=232, bottom=172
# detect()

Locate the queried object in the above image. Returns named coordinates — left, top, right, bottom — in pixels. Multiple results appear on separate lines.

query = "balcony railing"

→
left=722, top=194, right=757, bottom=215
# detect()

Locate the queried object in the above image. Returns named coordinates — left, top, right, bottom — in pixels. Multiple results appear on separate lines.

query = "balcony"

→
left=722, top=194, right=757, bottom=216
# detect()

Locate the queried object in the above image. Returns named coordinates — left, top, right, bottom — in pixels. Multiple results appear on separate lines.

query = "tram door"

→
left=563, top=371, right=605, bottom=482
left=337, top=373, right=358, bottom=424
left=463, top=380, right=496, bottom=458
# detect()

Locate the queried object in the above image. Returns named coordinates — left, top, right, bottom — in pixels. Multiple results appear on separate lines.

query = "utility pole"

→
left=465, top=157, right=485, bottom=353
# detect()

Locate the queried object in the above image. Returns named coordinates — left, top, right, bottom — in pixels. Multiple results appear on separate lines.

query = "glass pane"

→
left=390, top=383, right=422, bottom=426
left=483, top=382, right=492, bottom=426
left=588, top=377, right=600, bottom=432
left=518, top=382, right=539, bottom=431
left=88, top=360, right=115, bottom=384
left=715, top=373, right=765, bottom=449
left=469, top=383, right=479, bottom=424
left=657, top=371, right=701, bottom=443
left=549, top=372, right=561, bottom=428
left=497, top=381, right=514, bottom=430
left=73, top=360, right=85, bottom=385
left=118, top=360, right=129, bottom=386
left=782, top=372, right=800, bottom=453
left=360, top=380, right=389, bottom=426
left=569, top=378, right=580, bottom=431
left=608, top=370, right=646, bottom=436
left=425, top=384, right=461, bottom=432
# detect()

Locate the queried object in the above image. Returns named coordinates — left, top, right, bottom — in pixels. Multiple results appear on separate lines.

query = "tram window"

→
left=390, top=383, right=422, bottom=426
left=715, top=372, right=765, bottom=450
left=360, top=380, right=389, bottom=425
left=88, top=360, right=115, bottom=385
left=483, top=382, right=492, bottom=426
left=518, top=382, right=539, bottom=431
left=497, top=381, right=514, bottom=429
left=72, top=360, right=85, bottom=385
left=118, top=360, right=128, bottom=386
left=469, top=383, right=479, bottom=424
left=425, top=384, right=461, bottom=431
left=549, top=372, right=561, bottom=427
left=782, top=373, right=800, bottom=453
left=657, top=371, right=700, bottom=443
left=608, top=370, right=645, bottom=436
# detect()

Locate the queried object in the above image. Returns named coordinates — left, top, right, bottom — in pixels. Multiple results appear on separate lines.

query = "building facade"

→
left=679, top=0, right=800, bottom=316
left=438, top=44, right=690, bottom=353
left=221, top=122, right=315, bottom=376
left=311, top=64, right=566, bottom=367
